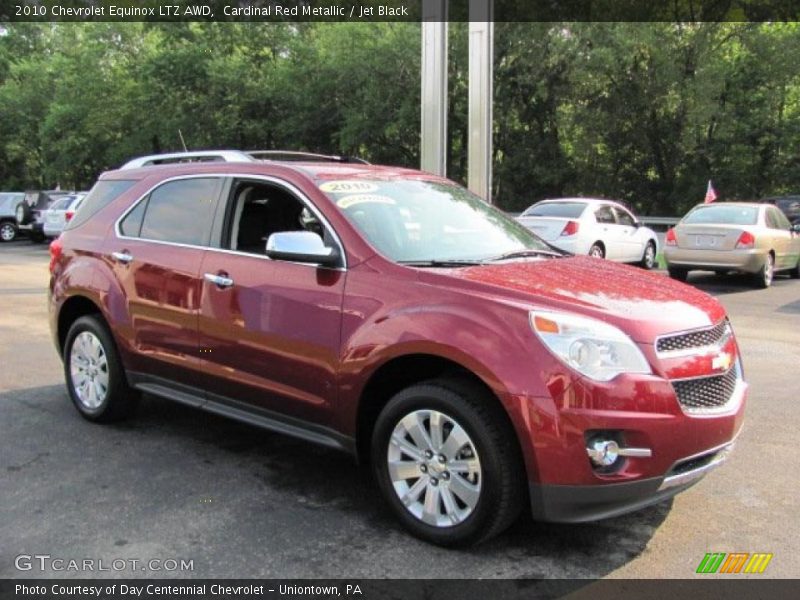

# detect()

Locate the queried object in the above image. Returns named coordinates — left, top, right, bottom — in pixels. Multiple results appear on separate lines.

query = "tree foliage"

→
left=0, top=22, right=798, bottom=215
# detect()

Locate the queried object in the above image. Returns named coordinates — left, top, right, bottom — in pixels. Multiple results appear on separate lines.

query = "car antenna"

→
left=178, top=129, right=188, bottom=152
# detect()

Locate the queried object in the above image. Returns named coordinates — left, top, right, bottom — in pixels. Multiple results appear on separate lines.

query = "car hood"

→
left=421, top=256, right=726, bottom=343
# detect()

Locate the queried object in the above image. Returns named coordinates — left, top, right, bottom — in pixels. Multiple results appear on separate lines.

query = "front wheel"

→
left=371, top=379, right=524, bottom=546
left=64, top=315, right=138, bottom=422
left=0, top=221, right=17, bottom=242
left=639, top=241, right=656, bottom=270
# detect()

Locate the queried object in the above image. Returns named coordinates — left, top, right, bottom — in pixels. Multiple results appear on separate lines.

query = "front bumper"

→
left=529, top=440, right=735, bottom=523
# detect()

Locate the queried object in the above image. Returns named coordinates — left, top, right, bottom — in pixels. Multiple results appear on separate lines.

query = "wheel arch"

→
left=590, top=240, right=606, bottom=254
left=354, top=352, right=518, bottom=468
left=57, top=295, right=104, bottom=356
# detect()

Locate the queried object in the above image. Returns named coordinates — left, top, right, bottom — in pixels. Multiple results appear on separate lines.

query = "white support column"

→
left=468, top=0, right=493, bottom=202
left=421, top=1, right=448, bottom=176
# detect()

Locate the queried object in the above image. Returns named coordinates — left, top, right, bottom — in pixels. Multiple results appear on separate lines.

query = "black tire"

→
left=0, top=220, right=17, bottom=242
left=588, top=243, right=605, bottom=259
left=30, top=230, right=46, bottom=243
left=790, top=256, right=800, bottom=279
left=755, top=253, right=774, bottom=289
left=15, top=202, right=32, bottom=225
left=64, top=315, right=138, bottom=423
left=639, top=241, right=657, bottom=270
left=668, top=267, right=688, bottom=282
left=371, top=378, right=525, bottom=546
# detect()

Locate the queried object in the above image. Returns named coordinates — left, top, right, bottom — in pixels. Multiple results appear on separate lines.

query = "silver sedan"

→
left=664, top=202, right=800, bottom=288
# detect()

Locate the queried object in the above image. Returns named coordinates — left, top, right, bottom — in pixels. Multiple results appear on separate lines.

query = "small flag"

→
left=704, top=180, right=718, bottom=204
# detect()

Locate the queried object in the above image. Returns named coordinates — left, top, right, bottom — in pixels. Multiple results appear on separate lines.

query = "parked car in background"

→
left=16, top=189, right=75, bottom=242
left=0, top=192, right=25, bottom=242
left=664, top=202, right=800, bottom=288
left=760, top=195, right=800, bottom=226
left=516, top=198, right=659, bottom=269
left=49, top=150, right=745, bottom=546
left=43, top=193, right=86, bottom=239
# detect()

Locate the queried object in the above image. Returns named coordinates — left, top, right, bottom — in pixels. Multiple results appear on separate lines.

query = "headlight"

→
left=530, top=310, right=651, bottom=381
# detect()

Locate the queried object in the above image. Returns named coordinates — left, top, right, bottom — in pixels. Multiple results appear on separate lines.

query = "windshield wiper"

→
left=398, top=259, right=484, bottom=268
left=484, top=248, right=566, bottom=262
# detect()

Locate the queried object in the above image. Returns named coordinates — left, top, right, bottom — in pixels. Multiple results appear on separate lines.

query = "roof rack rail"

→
left=119, top=150, right=256, bottom=170
left=246, top=150, right=370, bottom=165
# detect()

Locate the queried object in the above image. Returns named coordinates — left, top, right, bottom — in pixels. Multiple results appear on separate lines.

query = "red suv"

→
left=49, top=151, right=746, bottom=546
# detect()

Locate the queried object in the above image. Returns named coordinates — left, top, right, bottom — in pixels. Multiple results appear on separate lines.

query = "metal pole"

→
left=421, top=1, right=448, bottom=176
left=468, top=0, right=493, bottom=202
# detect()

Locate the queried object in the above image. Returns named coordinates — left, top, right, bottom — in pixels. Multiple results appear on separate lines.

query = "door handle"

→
left=204, top=273, right=234, bottom=288
left=112, top=251, right=133, bottom=264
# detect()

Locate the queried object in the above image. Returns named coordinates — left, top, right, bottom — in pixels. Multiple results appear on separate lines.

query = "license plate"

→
left=695, top=235, right=721, bottom=248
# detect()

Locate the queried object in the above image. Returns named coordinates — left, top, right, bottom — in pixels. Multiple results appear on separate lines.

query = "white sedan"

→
left=517, top=198, right=659, bottom=269
left=42, top=193, right=85, bottom=239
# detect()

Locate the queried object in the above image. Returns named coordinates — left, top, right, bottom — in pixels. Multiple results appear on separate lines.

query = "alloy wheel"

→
left=643, top=243, right=656, bottom=269
left=387, top=409, right=482, bottom=528
left=0, top=223, right=15, bottom=242
left=764, top=254, right=774, bottom=287
left=69, top=331, right=110, bottom=410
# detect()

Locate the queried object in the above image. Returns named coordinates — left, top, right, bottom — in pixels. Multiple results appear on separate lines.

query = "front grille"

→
left=656, top=320, right=729, bottom=354
left=672, top=365, right=738, bottom=412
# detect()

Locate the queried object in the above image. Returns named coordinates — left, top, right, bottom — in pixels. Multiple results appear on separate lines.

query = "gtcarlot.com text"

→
left=14, top=553, right=194, bottom=573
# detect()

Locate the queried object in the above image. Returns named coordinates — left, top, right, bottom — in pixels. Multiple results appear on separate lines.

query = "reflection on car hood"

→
left=426, top=256, right=726, bottom=342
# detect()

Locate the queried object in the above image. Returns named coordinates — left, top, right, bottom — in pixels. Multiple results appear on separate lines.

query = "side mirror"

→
left=265, top=231, right=340, bottom=267
left=791, top=223, right=800, bottom=234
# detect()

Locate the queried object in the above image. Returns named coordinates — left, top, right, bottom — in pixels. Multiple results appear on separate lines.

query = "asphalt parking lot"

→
left=1, top=240, right=798, bottom=579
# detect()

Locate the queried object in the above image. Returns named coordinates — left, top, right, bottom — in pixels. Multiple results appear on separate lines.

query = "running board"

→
left=128, top=373, right=355, bottom=455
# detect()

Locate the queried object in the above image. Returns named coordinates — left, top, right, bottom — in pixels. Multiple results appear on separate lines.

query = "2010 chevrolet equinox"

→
left=48, top=151, right=745, bottom=546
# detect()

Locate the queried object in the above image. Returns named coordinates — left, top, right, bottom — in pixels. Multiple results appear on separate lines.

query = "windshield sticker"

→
left=319, top=181, right=379, bottom=194
left=336, top=194, right=396, bottom=209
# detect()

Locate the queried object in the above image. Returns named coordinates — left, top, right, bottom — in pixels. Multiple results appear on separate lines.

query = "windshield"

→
left=522, top=201, right=586, bottom=218
left=684, top=205, right=758, bottom=225
left=320, top=179, right=552, bottom=263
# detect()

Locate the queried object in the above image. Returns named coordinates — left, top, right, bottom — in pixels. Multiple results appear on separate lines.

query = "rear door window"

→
left=594, top=205, right=616, bottom=224
left=769, top=207, right=791, bottom=230
left=612, top=206, right=636, bottom=226
left=135, top=178, right=222, bottom=246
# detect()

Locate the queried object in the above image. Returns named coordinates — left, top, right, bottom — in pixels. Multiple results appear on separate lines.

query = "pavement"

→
left=0, top=239, right=797, bottom=579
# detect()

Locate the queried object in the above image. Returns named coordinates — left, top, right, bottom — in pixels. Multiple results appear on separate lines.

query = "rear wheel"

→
left=588, top=243, right=605, bottom=259
left=371, top=379, right=524, bottom=546
left=639, top=241, right=656, bottom=269
left=668, top=267, right=688, bottom=282
left=790, top=256, right=800, bottom=279
left=0, top=221, right=17, bottom=242
left=64, top=315, right=138, bottom=422
left=755, top=253, right=774, bottom=289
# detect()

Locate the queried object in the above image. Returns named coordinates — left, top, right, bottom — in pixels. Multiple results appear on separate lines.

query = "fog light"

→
left=586, top=438, right=653, bottom=468
left=588, top=439, right=620, bottom=467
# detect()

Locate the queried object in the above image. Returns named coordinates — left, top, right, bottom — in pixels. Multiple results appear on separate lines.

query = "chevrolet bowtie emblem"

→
left=712, top=352, right=733, bottom=371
